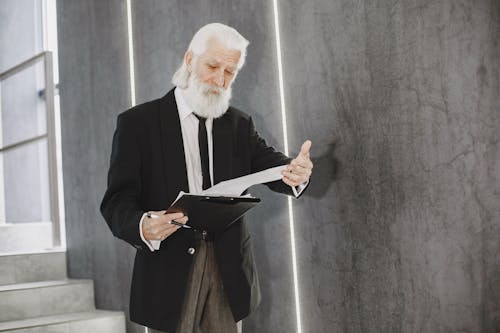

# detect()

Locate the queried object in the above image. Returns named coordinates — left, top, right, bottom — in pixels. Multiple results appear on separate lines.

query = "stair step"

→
left=0, top=250, right=66, bottom=285
left=0, top=310, right=125, bottom=332
left=0, top=279, right=95, bottom=322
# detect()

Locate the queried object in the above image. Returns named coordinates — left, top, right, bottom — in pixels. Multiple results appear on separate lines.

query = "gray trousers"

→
left=149, top=240, right=238, bottom=333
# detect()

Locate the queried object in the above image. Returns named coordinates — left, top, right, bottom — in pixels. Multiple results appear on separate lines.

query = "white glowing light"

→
left=126, top=0, right=136, bottom=106
left=272, top=1, right=303, bottom=333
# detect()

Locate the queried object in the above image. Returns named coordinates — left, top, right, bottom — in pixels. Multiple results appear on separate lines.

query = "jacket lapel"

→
left=213, top=114, right=233, bottom=185
left=158, top=89, right=189, bottom=195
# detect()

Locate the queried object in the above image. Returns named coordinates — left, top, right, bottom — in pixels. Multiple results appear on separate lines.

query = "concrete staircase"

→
left=0, top=250, right=126, bottom=332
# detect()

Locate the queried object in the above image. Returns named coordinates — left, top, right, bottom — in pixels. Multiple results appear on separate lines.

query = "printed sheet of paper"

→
left=202, top=164, right=287, bottom=196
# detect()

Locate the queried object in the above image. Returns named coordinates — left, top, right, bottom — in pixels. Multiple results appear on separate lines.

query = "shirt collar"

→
left=174, top=87, right=194, bottom=121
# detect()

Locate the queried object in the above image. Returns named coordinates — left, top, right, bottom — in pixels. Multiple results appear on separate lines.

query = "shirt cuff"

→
left=291, top=180, right=309, bottom=197
left=139, top=212, right=161, bottom=251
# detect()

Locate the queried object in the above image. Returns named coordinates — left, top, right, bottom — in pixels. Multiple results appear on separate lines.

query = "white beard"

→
left=181, top=72, right=232, bottom=119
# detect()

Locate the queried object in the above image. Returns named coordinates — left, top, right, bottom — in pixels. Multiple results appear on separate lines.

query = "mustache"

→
left=198, top=81, right=225, bottom=95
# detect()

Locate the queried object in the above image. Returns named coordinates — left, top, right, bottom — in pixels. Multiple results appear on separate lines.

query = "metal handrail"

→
left=0, top=51, right=61, bottom=247
left=0, top=52, right=47, bottom=80
left=0, top=134, right=48, bottom=153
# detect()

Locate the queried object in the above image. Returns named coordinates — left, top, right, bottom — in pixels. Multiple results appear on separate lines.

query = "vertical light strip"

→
left=272, top=0, right=289, bottom=157
left=272, top=1, right=303, bottom=333
left=126, top=0, right=136, bottom=106
left=46, top=0, right=66, bottom=248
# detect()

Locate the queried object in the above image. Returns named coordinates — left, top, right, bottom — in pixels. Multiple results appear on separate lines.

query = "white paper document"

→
left=201, top=164, right=287, bottom=196
left=150, top=165, right=287, bottom=250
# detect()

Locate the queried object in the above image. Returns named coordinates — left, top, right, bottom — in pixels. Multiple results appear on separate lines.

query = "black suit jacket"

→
left=100, top=88, right=303, bottom=332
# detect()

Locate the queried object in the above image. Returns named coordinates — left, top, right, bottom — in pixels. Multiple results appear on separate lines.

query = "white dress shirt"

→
left=140, top=87, right=306, bottom=251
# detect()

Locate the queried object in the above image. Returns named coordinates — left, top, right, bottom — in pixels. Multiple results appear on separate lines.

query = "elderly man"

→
left=100, top=23, right=313, bottom=333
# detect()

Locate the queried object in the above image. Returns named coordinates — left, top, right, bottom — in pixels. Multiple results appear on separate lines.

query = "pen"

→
left=146, top=212, right=192, bottom=229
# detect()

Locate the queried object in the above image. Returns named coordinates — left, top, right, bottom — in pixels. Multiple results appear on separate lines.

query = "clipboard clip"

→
left=201, top=197, right=238, bottom=204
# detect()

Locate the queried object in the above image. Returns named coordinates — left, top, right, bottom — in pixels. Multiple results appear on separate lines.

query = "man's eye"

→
left=225, top=70, right=234, bottom=75
left=208, top=64, right=217, bottom=69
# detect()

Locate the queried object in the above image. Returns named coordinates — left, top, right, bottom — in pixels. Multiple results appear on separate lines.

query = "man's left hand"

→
left=282, top=140, right=313, bottom=187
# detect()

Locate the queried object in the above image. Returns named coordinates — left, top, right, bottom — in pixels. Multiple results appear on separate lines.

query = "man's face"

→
left=190, top=37, right=241, bottom=92
left=182, top=37, right=241, bottom=119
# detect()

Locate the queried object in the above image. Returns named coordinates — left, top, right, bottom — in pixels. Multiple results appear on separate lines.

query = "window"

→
left=0, top=0, right=64, bottom=253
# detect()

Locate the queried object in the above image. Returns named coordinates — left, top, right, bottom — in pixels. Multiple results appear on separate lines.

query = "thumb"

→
left=299, top=140, right=312, bottom=157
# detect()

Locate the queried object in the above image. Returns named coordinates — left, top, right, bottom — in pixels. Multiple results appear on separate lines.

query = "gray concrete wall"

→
left=278, top=0, right=500, bottom=332
left=57, top=0, right=499, bottom=332
left=56, top=1, right=145, bottom=333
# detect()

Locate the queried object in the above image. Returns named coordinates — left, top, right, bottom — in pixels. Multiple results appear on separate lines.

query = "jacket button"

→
left=187, top=247, right=196, bottom=255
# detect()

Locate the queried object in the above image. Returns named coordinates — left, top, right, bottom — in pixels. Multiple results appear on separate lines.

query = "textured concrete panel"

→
left=279, top=0, right=500, bottom=332
left=56, top=1, right=143, bottom=332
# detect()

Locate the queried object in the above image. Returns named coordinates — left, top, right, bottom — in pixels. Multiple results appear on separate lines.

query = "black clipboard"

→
left=166, top=194, right=261, bottom=233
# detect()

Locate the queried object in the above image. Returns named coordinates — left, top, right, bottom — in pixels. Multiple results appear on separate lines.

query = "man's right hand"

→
left=142, top=210, right=188, bottom=241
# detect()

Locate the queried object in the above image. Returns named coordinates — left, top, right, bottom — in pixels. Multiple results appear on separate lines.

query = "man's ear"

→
left=185, top=51, right=193, bottom=72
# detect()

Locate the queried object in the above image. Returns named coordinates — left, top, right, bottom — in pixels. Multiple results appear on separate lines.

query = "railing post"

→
left=44, top=51, right=61, bottom=248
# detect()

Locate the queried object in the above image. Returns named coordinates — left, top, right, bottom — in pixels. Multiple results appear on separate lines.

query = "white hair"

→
left=172, top=23, right=249, bottom=88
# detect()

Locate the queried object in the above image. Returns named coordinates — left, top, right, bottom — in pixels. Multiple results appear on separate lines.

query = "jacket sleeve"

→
left=100, top=113, right=145, bottom=249
left=248, top=116, right=307, bottom=197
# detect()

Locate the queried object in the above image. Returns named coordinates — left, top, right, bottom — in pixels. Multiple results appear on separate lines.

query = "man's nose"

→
left=212, top=70, right=225, bottom=87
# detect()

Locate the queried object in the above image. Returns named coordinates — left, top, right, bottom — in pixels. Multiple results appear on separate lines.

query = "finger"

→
left=299, top=140, right=312, bottom=157
left=172, top=216, right=189, bottom=225
left=282, top=171, right=301, bottom=185
left=282, top=175, right=301, bottom=187
left=294, top=163, right=312, bottom=174
left=287, top=168, right=310, bottom=183
left=148, top=210, right=167, bottom=215
left=292, top=169, right=312, bottom=181
left=288, top=161, right=312, bottom=175
left=287, top=163, right=306, bottom=176
left=148, top=217, right=175, bottom=228
left=155, top=213, right=184, bottom=225
left=281, top=175, right=296, bottom=187
left=160, top=220, right=180, bottom=231
left=146, top=211, right=183, bottom=223
left=161, top=221, right=183, bottom=234
left=164, top=212, right=185, bottom=220
left=290, top=156, right=313, bottom=169
left=156, top=216, right=189, bottom=234
left=282, top=168, right=304, bottom=181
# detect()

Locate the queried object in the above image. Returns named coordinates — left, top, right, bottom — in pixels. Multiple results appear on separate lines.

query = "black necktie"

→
left=195, top=114, right=211, bottom=190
